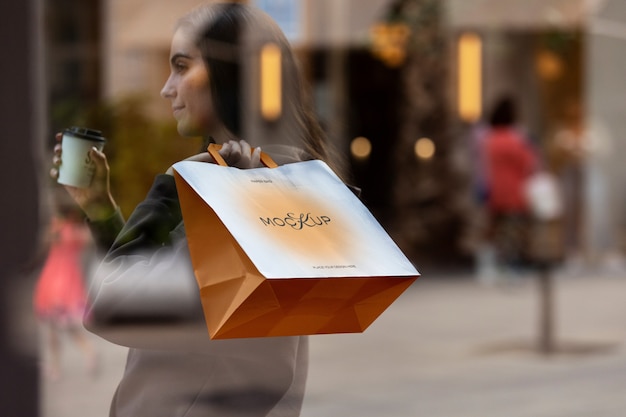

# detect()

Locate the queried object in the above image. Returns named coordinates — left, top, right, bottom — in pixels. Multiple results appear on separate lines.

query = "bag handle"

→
left=207, top=143, right=278, bottom=168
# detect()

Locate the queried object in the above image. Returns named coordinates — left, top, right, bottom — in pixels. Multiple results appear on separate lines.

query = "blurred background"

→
left=1, top=0, right=626, bottom=416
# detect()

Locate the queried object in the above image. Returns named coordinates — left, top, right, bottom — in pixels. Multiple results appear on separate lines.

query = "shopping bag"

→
left=524, top=170, right=563, bottom=221
left=172, top=145, right=419, bottom=339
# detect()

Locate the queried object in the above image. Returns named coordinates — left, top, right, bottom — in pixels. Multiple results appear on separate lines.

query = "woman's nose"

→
left=160, top=76, right=175, bottom=99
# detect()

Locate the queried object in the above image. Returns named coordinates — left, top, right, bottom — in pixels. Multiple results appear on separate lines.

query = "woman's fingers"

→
left=219, top=140, right=241, bottom=166
left=218, top=140, right=262, bottom=168
left=50, top=136, right=63, bottom=180
left=220, top=141, right=231, bottom=154
left=250, top=146, right=261, bottom=168
left=239, top=140, right=251, bottom=158
left=229, top=140, right=243, bottom=163
left=218, top=141, right=233, bottom=163
left=90, top=147, right=110, bottom=185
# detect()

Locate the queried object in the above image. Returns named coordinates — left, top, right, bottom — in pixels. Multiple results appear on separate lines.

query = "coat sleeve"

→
left=86, top=207, right=126, bottom=252
left=83, top=174, right=211, bottom=351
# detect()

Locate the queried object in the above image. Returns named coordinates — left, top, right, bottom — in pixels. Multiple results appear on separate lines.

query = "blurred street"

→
left=41, top=269, right=626, bottom=417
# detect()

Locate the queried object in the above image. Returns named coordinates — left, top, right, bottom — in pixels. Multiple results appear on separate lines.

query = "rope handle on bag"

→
left=207, top=143, right=278, bottom=168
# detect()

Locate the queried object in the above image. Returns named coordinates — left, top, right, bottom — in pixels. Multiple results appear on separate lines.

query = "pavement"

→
left=40, top=268, right=626, bottom=417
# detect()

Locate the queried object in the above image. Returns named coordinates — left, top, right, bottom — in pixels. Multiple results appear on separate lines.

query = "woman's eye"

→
left=173, top=61, right=187, bottom=72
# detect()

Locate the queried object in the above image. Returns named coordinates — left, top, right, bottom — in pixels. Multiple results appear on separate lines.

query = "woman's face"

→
left=161, top=28, right=218, bottom=138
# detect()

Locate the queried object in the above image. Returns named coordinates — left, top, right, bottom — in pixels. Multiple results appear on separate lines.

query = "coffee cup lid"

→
left=64, top=126, right=106, bottom=142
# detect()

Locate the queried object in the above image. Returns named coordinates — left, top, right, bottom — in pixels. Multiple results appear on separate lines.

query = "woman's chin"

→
left=176, top=124, right=199, bottom=139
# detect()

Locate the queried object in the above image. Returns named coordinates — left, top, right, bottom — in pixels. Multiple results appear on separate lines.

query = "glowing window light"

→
left=414, top=137, right=435, bottom=160
left=458, top=32, right=482, bottom=123
left=260, top=43, right=282, bottom=121
left=350, top=136, right=372, bottom=159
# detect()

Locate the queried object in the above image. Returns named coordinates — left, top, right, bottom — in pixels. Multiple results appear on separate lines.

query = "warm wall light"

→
left=414, top=137, right=435, bottom=160
left=350, top=136, right=372, bottom=159
left=458, top=32, right=482, bottom=123
left=260, top=43, right=282, bottom=121
left=536, top=50, right=563, bottom=81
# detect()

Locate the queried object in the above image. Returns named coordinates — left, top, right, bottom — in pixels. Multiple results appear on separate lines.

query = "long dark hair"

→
left=177, top=3, right=343, bottom=176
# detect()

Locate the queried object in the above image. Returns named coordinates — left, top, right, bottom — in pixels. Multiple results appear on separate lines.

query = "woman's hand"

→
left=219, top=140, right=262, bottom=168
left=50, top=132, right=118, bottom=221
left=165, top=140, right=262, bottom=175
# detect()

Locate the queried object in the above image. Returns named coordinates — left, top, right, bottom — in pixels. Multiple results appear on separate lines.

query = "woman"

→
left=52, top=3, right=341, bottom=416
left=482, top=96, right=537, bottom=277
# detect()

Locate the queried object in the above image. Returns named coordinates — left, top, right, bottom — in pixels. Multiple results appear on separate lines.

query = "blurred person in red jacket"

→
left=483, top=96, right=538, bottom=279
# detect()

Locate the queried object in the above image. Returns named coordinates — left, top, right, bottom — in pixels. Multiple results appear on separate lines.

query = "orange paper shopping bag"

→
left=172, top=148, right=419, bottom=339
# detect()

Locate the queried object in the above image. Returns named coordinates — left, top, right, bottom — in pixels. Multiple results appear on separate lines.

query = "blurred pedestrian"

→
left=547, top=97, right=625, bottom=274
left=482, top=96, right=538, bottom=281
left=33, top=198, right=98, bottom=381
left=50, top=3, right=344, bottom=416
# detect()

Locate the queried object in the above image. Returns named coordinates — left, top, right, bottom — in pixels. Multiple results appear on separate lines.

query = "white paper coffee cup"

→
left=57, top=127, right=106, bottom=188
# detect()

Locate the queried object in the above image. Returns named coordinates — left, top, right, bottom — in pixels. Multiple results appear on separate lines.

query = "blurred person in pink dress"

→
left=33, top=200, right=98, bottom=381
